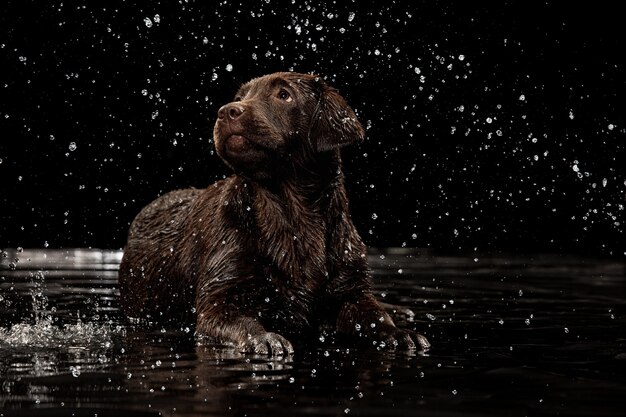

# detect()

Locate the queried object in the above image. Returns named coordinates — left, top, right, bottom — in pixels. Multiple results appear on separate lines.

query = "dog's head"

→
left=213, top=72, right=364, bottom=179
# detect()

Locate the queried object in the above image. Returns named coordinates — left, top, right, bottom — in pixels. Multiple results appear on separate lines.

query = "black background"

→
left=1, top=1, right=624, bottom=257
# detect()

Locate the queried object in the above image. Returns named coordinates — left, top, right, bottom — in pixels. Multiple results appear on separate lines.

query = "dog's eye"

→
left=278, top=89, right=292, bottom=102
left=233, top=96, right=242, bottom=102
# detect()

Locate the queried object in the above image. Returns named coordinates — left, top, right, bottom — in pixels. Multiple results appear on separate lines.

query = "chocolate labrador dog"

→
left=118, top=72, right=430, bottom=355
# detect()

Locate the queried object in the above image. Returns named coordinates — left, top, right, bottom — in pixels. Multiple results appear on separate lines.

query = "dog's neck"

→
left=251, top=149, right=346, bottom=205
left=240, top=149, right=348, bottom=292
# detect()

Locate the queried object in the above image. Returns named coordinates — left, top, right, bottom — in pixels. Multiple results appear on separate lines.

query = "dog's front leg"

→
left=336, top=293, right=430, bottom=351
left=195, top=304, right=294, bottom=356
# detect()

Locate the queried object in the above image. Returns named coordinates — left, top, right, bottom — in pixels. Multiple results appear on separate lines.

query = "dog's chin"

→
left=224, top=134, right=251, bottom=154
left=220, top=134, right=263, bottom=159
left=216, top=134, right=275, bottom=178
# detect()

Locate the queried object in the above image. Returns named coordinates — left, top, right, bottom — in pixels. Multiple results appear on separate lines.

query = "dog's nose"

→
left=218, top=103, right=245, bottom=120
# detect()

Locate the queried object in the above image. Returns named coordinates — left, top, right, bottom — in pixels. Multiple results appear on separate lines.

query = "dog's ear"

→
left=309, top=82, right=365, bottom=152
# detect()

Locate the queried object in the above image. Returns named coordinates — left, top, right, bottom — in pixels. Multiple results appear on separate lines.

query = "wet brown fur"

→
left=118, top=72, right=429, bottom=355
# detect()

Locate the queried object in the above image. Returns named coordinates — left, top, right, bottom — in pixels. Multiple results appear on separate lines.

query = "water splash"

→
left=0, top=316, right=121, bottom=350
left=0, top=270, right=124, bottom=350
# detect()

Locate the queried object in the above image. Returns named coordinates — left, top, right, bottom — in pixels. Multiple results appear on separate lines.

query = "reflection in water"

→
left=1, top=248, right=625, bottom=416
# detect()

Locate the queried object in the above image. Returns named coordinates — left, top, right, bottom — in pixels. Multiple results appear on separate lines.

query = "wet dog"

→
left=118, top=72, right=430, bottom=355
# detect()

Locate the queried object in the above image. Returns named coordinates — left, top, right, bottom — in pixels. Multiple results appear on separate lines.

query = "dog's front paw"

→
left=373, top=327, right=431, bottom=352
left=239, top=332, right=294, bottom=356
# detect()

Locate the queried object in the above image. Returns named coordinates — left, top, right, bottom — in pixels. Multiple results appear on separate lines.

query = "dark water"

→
left=1, top=249, right=625, bottom=417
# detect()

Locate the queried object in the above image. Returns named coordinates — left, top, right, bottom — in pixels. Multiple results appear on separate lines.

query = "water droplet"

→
left=144, top=17, right=153, bottom=28
left=68, top=142, right=77, bottom=151
left=348, top=12, right=356, bottom=22
left=458, top=54, right=465, bottom=61
left=225, top=64, right=233, bottom=72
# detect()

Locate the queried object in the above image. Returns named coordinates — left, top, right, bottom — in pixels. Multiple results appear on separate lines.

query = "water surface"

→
left=1, top=248, right=625, bottom=416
